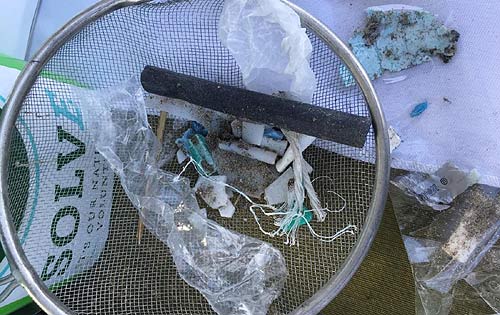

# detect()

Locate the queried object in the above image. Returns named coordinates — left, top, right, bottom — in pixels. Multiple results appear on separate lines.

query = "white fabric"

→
left=292, top=0, right=500, bottom=187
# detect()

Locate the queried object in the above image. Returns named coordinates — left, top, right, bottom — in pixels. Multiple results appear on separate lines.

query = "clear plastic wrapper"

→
left=218, top=0, right=316, bottom=101
left=391, top=180, right=500, bottom=315
left=392, top=162, right=479, bottom=211
left=76, top=79, right=287, bottom=315
left=465, top=244, right=500, bottom=313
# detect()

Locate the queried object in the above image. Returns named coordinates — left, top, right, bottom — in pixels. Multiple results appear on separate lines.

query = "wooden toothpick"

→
left=137, top=111, right=168, bottom=244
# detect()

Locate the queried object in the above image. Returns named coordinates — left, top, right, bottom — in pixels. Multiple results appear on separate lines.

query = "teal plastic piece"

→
left=187, top=134, right=216, bottom=176
left=284, top=209, right=313, bottom=232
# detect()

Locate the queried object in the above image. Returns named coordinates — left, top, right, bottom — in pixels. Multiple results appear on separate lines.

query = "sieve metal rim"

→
left=0, top=1, right=390, bottom=314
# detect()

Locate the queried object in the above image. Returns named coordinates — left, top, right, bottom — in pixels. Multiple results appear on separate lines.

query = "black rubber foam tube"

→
left=141, top=65, right=371, bottom=148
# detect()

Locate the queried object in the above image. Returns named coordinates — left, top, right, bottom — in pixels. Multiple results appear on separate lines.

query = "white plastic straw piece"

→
left=218, top=141, right=278, bottom=165
left=231, top=119, right=243, bottom=138
left=261, top=137, right=288, bottom=156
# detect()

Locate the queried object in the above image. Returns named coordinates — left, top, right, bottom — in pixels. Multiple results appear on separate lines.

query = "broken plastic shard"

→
left=392, top=162, right=479, bottom=211
left=242, top=121, right=264, bottom=146
left=264, top=127, right=284, bottom=140
left=76, top=79, right=287, bottom=315
left=410, top=101, right=428, bottom=118
left=176, top=149, right=187, bottom=164
left=388, top=126, right=401, bottom=153
left=348, top=6, right=460, bottom=80
left=195, top=175, right=236, bottom=218
left=230, top=119, right=242, bottom=138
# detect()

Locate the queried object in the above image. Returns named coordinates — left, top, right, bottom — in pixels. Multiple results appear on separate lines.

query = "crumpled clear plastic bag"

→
left=75, top=79, right=287, bottom=315
left=465, top=244, right=500, bottom=313
left=392, top=162, right=479, bottom=211
left=390, top=180, right=500, bottom=315
left=218, top=0, right=316, bottom=102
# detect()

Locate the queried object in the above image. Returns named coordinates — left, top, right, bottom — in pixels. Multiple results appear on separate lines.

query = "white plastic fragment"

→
left=195, top=176, right=233, bottom=208
left=276, top=135, right=315, bottom=172
left=265, top=161, right=313, bottom=205
left=403, top=236, right=440, bottom=264
left=218, top=202, right=236, bottom=218
left=176, top=149, right=188, bottom=164
left=242, top=121, right=265, bottom=146
left=388, top=126, right=401, bottom=153
left=219, top=141, right=278, bottom=165
left=261, top=137, right=288, bottom=156
left=231, top=119, right=242, bottom=138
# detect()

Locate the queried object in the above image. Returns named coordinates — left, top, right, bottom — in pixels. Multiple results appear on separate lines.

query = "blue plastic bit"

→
left=410, top=101, right=428, bottom=118
left=264, top=127, right=285, bottom=140
left=191, top=121, right=208, bottom=137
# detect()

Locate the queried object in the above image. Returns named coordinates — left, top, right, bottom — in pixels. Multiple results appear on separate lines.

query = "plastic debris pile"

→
left=77, top=79, right=288, bottom=315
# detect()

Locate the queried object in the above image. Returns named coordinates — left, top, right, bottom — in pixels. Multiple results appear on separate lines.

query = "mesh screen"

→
left=5, top=1, right=377, bottom=314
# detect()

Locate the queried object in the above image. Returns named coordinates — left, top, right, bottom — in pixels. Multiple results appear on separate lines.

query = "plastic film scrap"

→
left=391, top=177, right=500, bottom=315
left=76, top=79, right=287, bottom=315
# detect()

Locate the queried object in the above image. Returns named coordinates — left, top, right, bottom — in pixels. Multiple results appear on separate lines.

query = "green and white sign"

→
left=0, top=56, right=113, bottom=314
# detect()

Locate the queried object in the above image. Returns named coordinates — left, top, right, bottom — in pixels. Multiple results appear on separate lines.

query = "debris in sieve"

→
left=345, top=5, right=460, bottom=81
left=195, top=175, right=236, bottom=218
left=410, top=101, right=428, bottom=118
left=218, top=0, right=357, bottom=246
left=77, top=79, right=287, bottom=315
left=392, top=162, right=479, bottom=211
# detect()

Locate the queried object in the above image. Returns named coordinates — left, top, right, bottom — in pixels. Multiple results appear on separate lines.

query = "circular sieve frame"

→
left=0, top=1, right=390, bottom=314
